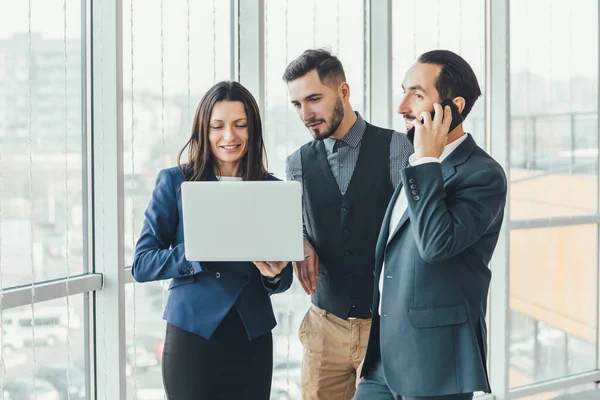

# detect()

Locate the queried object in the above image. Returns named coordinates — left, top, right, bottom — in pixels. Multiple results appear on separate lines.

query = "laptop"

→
left=181, top=180, right=304, bottom=262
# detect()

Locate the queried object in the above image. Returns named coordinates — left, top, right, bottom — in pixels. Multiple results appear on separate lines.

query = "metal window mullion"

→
left=238, top=0, right=264, bottom=120
left=0, top=274, right=103, bottom=310
left=231, top=0, right=239, bottom=81
left=91, top=0, right=127, bottom=398
left=510, top=214, right=600, bottom=230
left=486, top=0, right=511, bottom=398
left=82, top=0, right=95, bottom=397
left=596, top=0, right=600, bottom=376
left=509, top=371, right=600, bottom=399
left=368, top=0, right=391, bottom=128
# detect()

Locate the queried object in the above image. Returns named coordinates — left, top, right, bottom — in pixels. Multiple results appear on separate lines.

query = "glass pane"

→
left=0, top=0, right=86, bottom=288
left=392, top=0, right=486, bottom=145
left=125, top=282, right=165, bottom=399
left=509, top=0, right=599, bottom=219
left=122, top=1, right=232, bottom=397
left=509, top=225, right=598, bottom=387
left=270, top=295, right=306, bottom=399
left=122, top=0, right=232, bottom=266
left=264, top=0, right=367, bottom=177
left=1, top=295, right=88, bottom=399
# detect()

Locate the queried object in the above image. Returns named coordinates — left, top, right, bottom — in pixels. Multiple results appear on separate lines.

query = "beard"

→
left=306, top=98, right=344, bottom=141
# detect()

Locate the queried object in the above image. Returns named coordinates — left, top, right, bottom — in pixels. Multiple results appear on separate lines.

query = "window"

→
left=392, top=0, right=486, bottom=145
left=121, top=0, right=232, bottom=396
left=0, top=0, right=86, bottom=288
left=510, top=226, right=598, bottom=387
left=508, top=0, right=599, bottom=389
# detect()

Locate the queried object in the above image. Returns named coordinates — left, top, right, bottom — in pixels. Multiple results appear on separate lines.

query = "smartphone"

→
left=406, top=99, right=464, bottom=143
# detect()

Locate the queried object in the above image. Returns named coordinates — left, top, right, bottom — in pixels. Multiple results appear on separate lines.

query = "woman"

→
left=132, top=81, right=293, bottom=399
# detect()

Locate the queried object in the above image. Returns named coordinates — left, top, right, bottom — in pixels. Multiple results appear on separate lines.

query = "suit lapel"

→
left=440, top=134, right=477, bottom=181
left=442, top=165, right=457, bottom=182
left=374, top=182, right=403, bottom=269
left=384, top=134, right=478, bottom=245
left=388, top=203, right=409, bottom=244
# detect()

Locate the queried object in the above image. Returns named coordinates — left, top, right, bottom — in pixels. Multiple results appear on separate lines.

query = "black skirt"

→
left=162, top=307, right=273, bottom=400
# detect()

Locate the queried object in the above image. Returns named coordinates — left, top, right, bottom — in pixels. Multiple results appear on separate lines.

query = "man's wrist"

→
left=415, top=150, right=442, bottom=159
left=264, top=273, right=282, bottom=284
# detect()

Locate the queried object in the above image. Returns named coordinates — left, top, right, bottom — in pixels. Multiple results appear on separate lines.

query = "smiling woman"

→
left=131, top=80, right=294, bottom=399
left=177, top=81, right=269, bottom=182
left=207, top=101, right=250, bottom=177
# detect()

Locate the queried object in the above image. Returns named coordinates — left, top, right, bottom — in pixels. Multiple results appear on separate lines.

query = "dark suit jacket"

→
left=362, top=134, right=507, bottom=397
left=132, top=166, right=293, bottom=340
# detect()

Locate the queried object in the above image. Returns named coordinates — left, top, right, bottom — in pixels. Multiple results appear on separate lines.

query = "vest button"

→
left=341, top=207, right=348, bottom=213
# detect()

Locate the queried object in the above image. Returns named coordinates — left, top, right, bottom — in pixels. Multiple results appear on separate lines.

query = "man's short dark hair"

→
left=417, top=50, right=482, bottom=119
left=282, top=48, right=346, bottom=88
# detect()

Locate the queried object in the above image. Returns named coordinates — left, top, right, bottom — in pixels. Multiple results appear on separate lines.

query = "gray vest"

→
left=300, top=123, right=393, bottom=319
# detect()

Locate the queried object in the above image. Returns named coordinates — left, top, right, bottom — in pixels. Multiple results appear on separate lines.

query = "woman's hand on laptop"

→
left=292, top=238, right=319, bottom=295
left=252, top=261, right=288, bottom=279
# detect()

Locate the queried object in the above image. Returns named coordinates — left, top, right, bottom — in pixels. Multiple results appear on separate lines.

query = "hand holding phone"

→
left=406, top=99, right=464, bottom=143
left=409, top=101, right=459, bottom=160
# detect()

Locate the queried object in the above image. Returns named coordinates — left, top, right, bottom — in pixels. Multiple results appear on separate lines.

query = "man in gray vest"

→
left=284, top=48, right=413, bottom=400
left=355, top=50, right=507, bottom=400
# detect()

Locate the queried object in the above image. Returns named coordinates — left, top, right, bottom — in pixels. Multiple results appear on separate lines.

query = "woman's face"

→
left=208, top=100, right=249, bottom=172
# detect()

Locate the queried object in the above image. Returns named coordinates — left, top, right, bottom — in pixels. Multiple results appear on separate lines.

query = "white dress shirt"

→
left=378, top=134, right=468, bottom=315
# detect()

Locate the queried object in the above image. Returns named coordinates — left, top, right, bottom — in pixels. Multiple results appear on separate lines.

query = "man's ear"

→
left=452, top=97, right=466, bottom=114
left=339, top=82, right=351, bottom=104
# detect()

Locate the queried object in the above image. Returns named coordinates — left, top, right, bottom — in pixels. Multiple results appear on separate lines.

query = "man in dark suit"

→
left=355, top=50, right=508, bottom=400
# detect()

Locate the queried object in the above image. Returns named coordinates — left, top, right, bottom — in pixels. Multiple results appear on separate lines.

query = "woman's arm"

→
left=132, top=169, right=205, bottom=282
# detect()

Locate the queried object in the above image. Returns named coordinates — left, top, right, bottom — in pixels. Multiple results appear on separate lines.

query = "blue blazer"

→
left=362, top=134, right=507, bottom=397
left=132, top=166, right=293, bottom=340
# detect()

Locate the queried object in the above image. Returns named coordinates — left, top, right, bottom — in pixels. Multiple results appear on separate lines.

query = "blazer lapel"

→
left=387, top=204, right=409, bottom=244
left=386, top=134, right=478, bottom=245
left=441, top=133, right=477, bottom=181
left=375, top=182, right=403, bottom=268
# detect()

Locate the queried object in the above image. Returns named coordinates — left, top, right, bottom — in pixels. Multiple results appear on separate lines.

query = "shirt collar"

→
left=324, top=112, right=366, bottom=152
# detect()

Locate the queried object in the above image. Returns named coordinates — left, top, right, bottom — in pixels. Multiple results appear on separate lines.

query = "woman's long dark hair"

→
left=177, top=81, right=269, bottom=181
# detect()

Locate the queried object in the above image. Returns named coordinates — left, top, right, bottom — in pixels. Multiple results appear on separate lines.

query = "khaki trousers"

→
left=299, top=306, right=371, bottom=400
